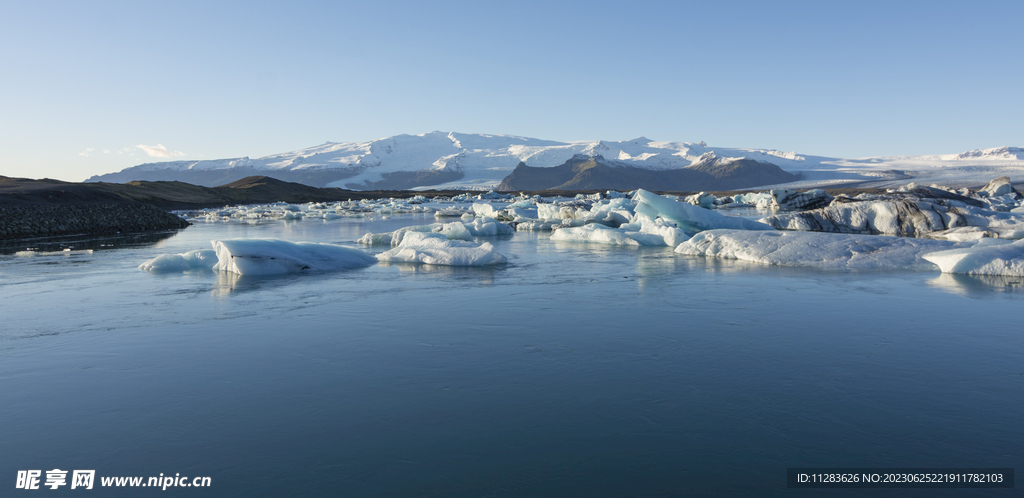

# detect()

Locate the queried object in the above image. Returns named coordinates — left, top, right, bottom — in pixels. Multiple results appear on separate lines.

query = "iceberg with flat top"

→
left=375, top=232, right=507, bottom=266
left=139, top=250, right=218, bottom=272
left=633, top=189, right=774, bottom=232
left=921, top=239, right=1024, bottom=276
left=211, top=239, right=375, bottom=275
left=675, top=229, right=976, bottom=271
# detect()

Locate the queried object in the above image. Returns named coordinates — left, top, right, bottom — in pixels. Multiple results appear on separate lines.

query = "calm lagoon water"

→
left=1, top=213, right=1022, bottom=496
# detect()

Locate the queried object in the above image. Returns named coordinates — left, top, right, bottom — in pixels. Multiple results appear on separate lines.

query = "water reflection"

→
left=377, top=261, right=498, bottom=285
left=0, top=231, right=178, bottom=255
left=927, top=272, right=1024, bottom=296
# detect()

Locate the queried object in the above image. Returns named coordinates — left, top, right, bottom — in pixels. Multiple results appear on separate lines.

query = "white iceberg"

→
left=375, top=232, right=507, bottom=266
left=211, top=239, right=376, bottom=275
left=633, top=189, right=774, bottom=232
left=549, top=219, right=689, bottom=247
left=139, top=250, right=218, bottom=272
left=922, top=239, right=1024, bottom=276
left=550, top=224, right=641, bottom=246
left=675, top=229, right=972, bottom=271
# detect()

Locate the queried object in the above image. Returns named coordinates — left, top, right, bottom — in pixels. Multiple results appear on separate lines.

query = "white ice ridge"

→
left=633, top=189, right=774, bottom=232
left=138, top=250, right=218, bottom=272
left=211, top=239, right=376, bottom=275
left=674, top=229, right=981, bottom=271
left=550, top=220, right=690, bottom=247
left=375, top=232, right=507, bottom=266
left=922, top=239, right=1024, bottom=276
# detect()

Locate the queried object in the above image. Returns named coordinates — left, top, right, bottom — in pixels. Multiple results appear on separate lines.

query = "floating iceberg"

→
left=139, top=250, right=218, bottom=272
left=375, top=232, right=507, bottom=266
left=759, top=200, right=1024, bottom=237
left=357, top=224, right=440, bottom=246
left=922, top=240, right=1024, bottom=276
left=550, top=220, right=689, bottom=247
left=550, top=224, right=641, bottom=246
left=675, top=229, right=971, bottom=271
left=211, top=239, right=375, bottom=275
left=633, top=189, right=774, bottom=232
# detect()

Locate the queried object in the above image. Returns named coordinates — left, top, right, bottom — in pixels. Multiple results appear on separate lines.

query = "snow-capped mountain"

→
left=86, top=132, right=1024, bottom=191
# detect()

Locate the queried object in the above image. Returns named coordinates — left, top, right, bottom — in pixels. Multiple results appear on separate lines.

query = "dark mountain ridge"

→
left=496, top=155, right=798, bottom=192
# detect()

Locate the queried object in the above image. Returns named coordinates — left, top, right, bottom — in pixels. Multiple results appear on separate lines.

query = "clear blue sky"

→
left=1, top=0, right=1021, bottom=181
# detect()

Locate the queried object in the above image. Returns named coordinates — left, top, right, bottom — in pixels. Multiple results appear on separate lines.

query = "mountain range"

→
left=86, top=132, right=1024, bottom=191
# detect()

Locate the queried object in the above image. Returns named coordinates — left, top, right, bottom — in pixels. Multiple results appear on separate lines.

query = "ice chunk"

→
left=375, top=232, right=507, bottom=266
left=927, top=226, right=1024, bottom=241
left=633, top=189, right=774, bottom=232
left=357, top=224, right=438, bottom=246
left=139, top=249, right=218, bottom=272
left=549, top=221, right=688, bottom=247
left=211, top=239, right=375, bottom=275
left=636, top=220, right=691, bottom=246
left=550, top=224, right=641, bottom=246
left=513, top=221, right=560, bottom=231
left=471, top=203, right=501, bottom=218
left=770, top=189, right=833, bottom=210
left=438, top=221, right=473, bottom=241
left=684, top=192, right=716, bottom=209
left=922, top=239, right=1024, bottom=276
left=675, top=229, right=970, bottom=271
left=466, top=217, right=514, bottom=236
left=139, top=254, right=191, bottom=272
left=760, top=200, right=1024, bottom=236
left=980, top=176, right=1016, bottom=197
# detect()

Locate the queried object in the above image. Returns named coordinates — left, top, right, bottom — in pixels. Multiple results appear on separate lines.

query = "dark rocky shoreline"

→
left=0, top=203, right=190, bottom=240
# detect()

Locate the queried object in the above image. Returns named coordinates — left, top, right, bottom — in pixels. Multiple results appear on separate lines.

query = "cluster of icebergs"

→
left=143, top=178, right=1024, bottom=278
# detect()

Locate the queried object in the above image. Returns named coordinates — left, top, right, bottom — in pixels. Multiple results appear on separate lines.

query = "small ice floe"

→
left=633, top=189, right=774, bottom=232
left=675, top=229, right=972, bottom=271
left=375, top=232, right=507, bottom=266
left=358, top=219, right=512, bottom=246
left=211, top=239, right=375, bottom=275
left=139, top=249, right=218, bottom=272
left=922, top=239, right=1024, bottom=277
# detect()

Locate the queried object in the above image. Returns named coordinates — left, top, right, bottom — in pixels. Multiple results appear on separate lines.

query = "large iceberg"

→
left=211, top=239, right=376, bottom=275
left=375, top=232, right=507, bottom=266
left=675, top=229, right=972, bottom=271
left=139, top=250, right=219, bottom=272
left=633, top=189, right=774, bottom=232
left=922, top=239, right=1024, bottom=276
left=759, top=200, right=1024, bottom=236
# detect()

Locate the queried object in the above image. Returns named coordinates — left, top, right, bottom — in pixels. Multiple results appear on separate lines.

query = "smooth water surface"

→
left=2, top=214, right=1022, bottom=496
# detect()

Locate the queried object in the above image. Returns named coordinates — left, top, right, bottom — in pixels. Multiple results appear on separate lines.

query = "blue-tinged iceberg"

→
left=633, top=189, right=774, bottom=232
left=211, top=239, right=376, bottom=275
left=922, top=239, right=1024, bottom=276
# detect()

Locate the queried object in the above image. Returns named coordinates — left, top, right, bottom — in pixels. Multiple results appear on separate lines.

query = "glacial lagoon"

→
left=1, top=206, right=1022, bottom=496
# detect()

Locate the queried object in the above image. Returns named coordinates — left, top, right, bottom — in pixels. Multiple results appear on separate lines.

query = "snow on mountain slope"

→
left=87, top=132, right=1024, bottom=190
